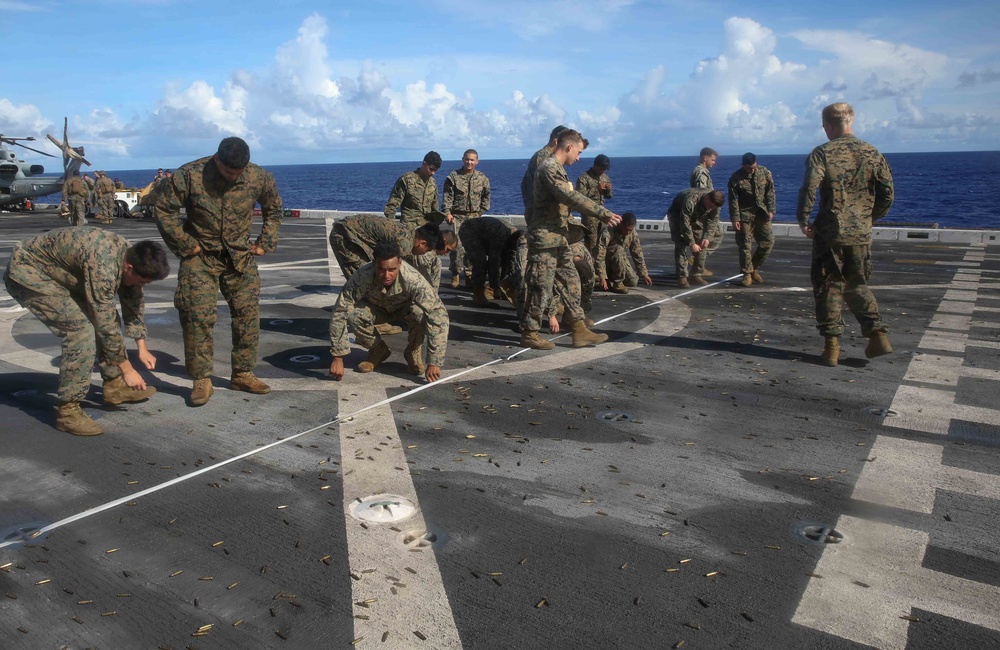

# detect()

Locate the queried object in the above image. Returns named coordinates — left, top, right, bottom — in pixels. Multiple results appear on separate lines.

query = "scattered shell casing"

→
left=741, top=612, right=755, bottom=622
left=704, top=571, right=719, bottom=577
left=535, top=598, right=547, bottom=608
left=78, top=599, right=93, bottom=605
left=35, top=579, right=51, bottom=585
left=414, top=631, right=427, bottom=640
left=233, top=618, right=245, bottom=627
left=212, top=541, right=224, bottom=547
left=105, top=548, right=119, bottom=554
left=227, top=582, right=239, bottom=590
left=101, top=611, right=117, bottom=617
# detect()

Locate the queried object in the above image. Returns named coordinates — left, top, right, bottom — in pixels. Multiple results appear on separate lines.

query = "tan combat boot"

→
left=473, top=287, right=492, bottom=306
left=102, top=376, right=156, bottom=405
left=571, top=320, right=609, bottom=348
left=357, top=340, right=391, bottom=373
left=450, top=275, right=461, bottom=289
left=690, top=275, right=708, bottom=286
left=520, top=330, right=555, bottom=351
left=374, top=323, right=404, bottom=336
left=231, top=372, right=271, bottom=394
left=610, top=281, right=629, bottom=294
left=751, top=270, right=764, bottom=284
left=56, top=402, right=104, bottom=436
left=702, top=268, right=714, bottom=277
left=484, top=287, right=495, bottom=300
left=865, top=332, right=893, bottom=359
left=190, top=378, right=214, bottom=406
left=677, top=277, right=690, bottom=288
left=821, top=337, right=841, bottom=367
left=739, top=273, right=753, bottom=287
left=404, top=343, right=425, bottom=376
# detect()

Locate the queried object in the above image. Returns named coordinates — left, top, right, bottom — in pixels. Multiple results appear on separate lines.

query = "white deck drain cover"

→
left=348, top=494, right=417, bottom=523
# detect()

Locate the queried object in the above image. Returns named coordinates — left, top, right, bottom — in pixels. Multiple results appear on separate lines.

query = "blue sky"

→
left=3, top=0, right=998, bottom=169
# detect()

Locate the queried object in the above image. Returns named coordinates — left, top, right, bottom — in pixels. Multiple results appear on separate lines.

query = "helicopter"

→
left=0, top=118, right=90, bottom=209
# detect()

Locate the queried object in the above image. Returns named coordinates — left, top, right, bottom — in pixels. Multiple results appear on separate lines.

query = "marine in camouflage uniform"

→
left=155, top=137, right=283, bottom=404
left=689, top=148, right=720, bottom=277
left=95, top=171, right=116, bottom=224
left=728, top=153, right=776, bottom=285
left=667, top=188, right=725, bottom=287
left=443, top=150, right=491, bottom=287
left=521, top=130, right=619, bottom=349
left=328, top=213, right=449, bottom=289
left=596, top=214, right=650, bottom=293
left=552, top=225, right=597, bottom=324
left=797, top=102, right=894, bottom=366
left=575, top=154, right=613, bottom=257
left=384, top=151, right=442, bottom=227
left=329, top=243, right=449, bottom=383
left=62, top=172, right=89, bottom=226
left=459, top=216, right=517, bottom=304
left=3, top=228, right=167, bottom=435
left=520, top=126, right=568, bottom=227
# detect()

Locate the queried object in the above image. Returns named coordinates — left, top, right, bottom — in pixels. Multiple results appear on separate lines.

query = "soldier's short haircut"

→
left=822, top=102, right=854, bottom=129
left=414, top=224, right=443, bottom=251
left=549, top=125, right=569, bottom=141
left=595, top=154, right=611, bottom=169
left=373, top=239, right=403, bottom=263
left=423, top=151, right=443, bottom=168
left=126, top=241, right=170, bottom=281
left=707, top=190, right=726, bottom=207
left=440, top=230, right=458, bottom=251
left=463, top=149, right=479, bottom=158
left=699, top=147, right=717, bottom=158
left=556, top=129, right=584, bottom=148
left=621, top=212, right=637, bottom=227
left=217, top=137, right=251, bottom=169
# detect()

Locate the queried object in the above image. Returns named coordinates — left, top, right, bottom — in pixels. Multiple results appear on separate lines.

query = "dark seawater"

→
left=101, top=151, right=1000, bottom=229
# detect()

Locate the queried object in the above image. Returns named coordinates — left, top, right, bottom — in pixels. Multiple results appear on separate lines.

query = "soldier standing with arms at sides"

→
left=728, top=152, right=776, bottom=287
left=3, top=228, right=169, bottom=435
left=575, top=153, right=613, bottom=257
left=668, top=189, right=725, bottom=288
left=155, top=137, right=284, bottom=406
left=797, top=102, right=894, bottom=367
left=62, top=170, right=89, bottom=226
left=329, top=240, right=449, bottom=383
left=384, top=152, right=442, bottom=227
left=443, top=149, right=491, bottom=288
left=520, top=129, right=621, bottom=350
left=94, top=171, right=116, bottom=224
left=521, top=125, right=569, bottom=226
left=690, top=147, right=717, bottom=189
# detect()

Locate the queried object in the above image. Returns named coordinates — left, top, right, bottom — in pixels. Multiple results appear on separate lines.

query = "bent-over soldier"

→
left=329, top=240, right=449, bottom=383
left=329, top=213, right=454, bottom=284
left=443, top=149, right=491, bottom=288
left=384, top=151, right=442, bottom=227
left=596, top=212, right=652, bottom=294
left=728, top=152, right=776, bottom=287
left=667, top=189, right=725, bottom=288
left=155, top=136, right=283, bottom=406
left=3, top=228, right=169, bottom=435
left=458, top=216, right=519, bottom=306
left=797, top=102, right=894, bottom=367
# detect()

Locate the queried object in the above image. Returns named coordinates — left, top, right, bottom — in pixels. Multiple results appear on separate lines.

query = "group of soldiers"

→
left=4, top=102, right=894, bottom=436
left=60, top=170, right=119, bottom=226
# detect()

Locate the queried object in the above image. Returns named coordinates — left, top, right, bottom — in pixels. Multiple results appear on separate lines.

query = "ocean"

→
left=101, top=151, right=999, bottom=230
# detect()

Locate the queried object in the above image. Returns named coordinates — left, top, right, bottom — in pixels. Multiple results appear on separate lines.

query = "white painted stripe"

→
left=928, top=314, right=973, bottom=331
left=886, top=383, right=1000, bottom=435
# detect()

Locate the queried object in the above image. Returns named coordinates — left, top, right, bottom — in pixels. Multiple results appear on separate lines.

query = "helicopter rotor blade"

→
left=13, top=141, right=56, bottom=158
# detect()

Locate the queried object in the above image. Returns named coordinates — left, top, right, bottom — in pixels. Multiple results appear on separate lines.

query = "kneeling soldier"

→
left=596, top=212, right=652, bottom=294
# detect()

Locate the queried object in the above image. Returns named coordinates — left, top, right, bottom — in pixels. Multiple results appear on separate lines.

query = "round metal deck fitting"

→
left=867, top=407, right=900, bottom=418
left=12, top=390, right=37, bottom=398
left=395, top=525, right=449, bottom=550
left=1, top=522, right=48, bottom=545
left=289, top=354, right=321, bottom=363
left=597, top=411, right=634, bottom=423
left=348, top=494, right=417, bottom=524
left=793, top=522, right=845, bottom=546
left=269, top=319, right=294, bottom=325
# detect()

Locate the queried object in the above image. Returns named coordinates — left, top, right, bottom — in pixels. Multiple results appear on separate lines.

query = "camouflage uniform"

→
left=796, top=134, right=894, bottom=338
left=155, top=156, right=283, bottom=380
left=667, top=189, right=722, bottom=280
left=3, top=228, right=146, bottom=402
left=728, top=166, right=776, bottom=274
left=329, top=261, right=449, bottom=368
left=62, top=176, right=89, bottom=226
left=689, top=163, right=721, bottom=273
left=575, top=170, right=613, bottom=256
left=458, top=216, right=515, bottom=293
left=384, top=170, right=438, bottom=227
left=690, top=164, right=714, bottom=190
left=443, top=168, right=491, bottom=280
left=95, top=174, right=116, bottom=223
left=558, top=229, right=596, bottom=314
left=520, top=145, right=554, bottom=227
left=521, top=157, right=614, bottom=332
left=329, top=214, right=417, bottom=279
left=596, top=226, right=648, bottom=288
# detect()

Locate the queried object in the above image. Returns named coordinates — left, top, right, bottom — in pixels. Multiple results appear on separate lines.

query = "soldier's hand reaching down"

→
left=136, top=339, right=156, bottom=370
left=251, top=245, right=266, bottom=256
left=425, top=365, right=441, bottom=383
left=329, top=357, right=345, bottom=381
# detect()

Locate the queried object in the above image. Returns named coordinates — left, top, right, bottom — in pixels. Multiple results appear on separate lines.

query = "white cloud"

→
left=0, top=99, right=52, bottom=138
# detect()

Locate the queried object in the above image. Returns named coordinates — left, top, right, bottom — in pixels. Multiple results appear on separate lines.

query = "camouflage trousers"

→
left=459, top=227, right=503, bottom=291
left=329, top=222, right=372, bottom=280
left=580, top=215, right=603, bottom=258
left=811, top=241, right=886, bottom=338
left=735, top=215, right=774, bottom=274
left=557, top=242, right=595, bottom=314
left=522, top=241, right=584, bottom=332
left=449, top=213, right=480, bottom=278
left=175, top=252, right=261, bottom=379
left=68, top=197, right=88, bottom=226
left=97, top=194, right=116, bottom=222
left=604, top=244, right=640, bottom=288
left=347, top=302, right=426, bottom=361
left=691, top=220, right=722, bottom=276
left=4, top=273, right=121, bottom=402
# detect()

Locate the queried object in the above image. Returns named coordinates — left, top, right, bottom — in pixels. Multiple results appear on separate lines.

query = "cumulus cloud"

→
left=0, top=99, right=52, bottom=139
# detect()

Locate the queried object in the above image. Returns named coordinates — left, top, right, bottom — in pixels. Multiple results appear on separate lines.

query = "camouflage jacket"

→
left=667, top=188, right=721, bottom=245
left=530, top=157, right=614, bottom=249
left=520, top=145, right=554, bottom=219
left=95, top=175, right=115, bottom=196
left=796, top=134, right=894, bottom=245
left=459, top=216, right=515, bottom=255
left=384, top=170, right=439, bottom=225
left=728, top=166, right=776, bottom=224
left=690, top=164, right=714, bottom=190
left=329, top=261, right=449, bottom=366
left=340, top=214, right=416, bottom=253
left=155, top=156, right=284, bottom=273
left=62, top=176, right=87, bottom=200
left=82, top=176, right=95, bottom=192
left=575, top=170, right=613, bottom=206
left=6, top=227, right=146, bottom=365
left=443, top=169, right=491, bottom=216
left=595, top=227, right=648, bottom=280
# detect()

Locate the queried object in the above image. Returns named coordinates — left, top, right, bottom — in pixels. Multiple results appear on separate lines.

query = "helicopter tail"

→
left=45, top=118, right=90, bottom=180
